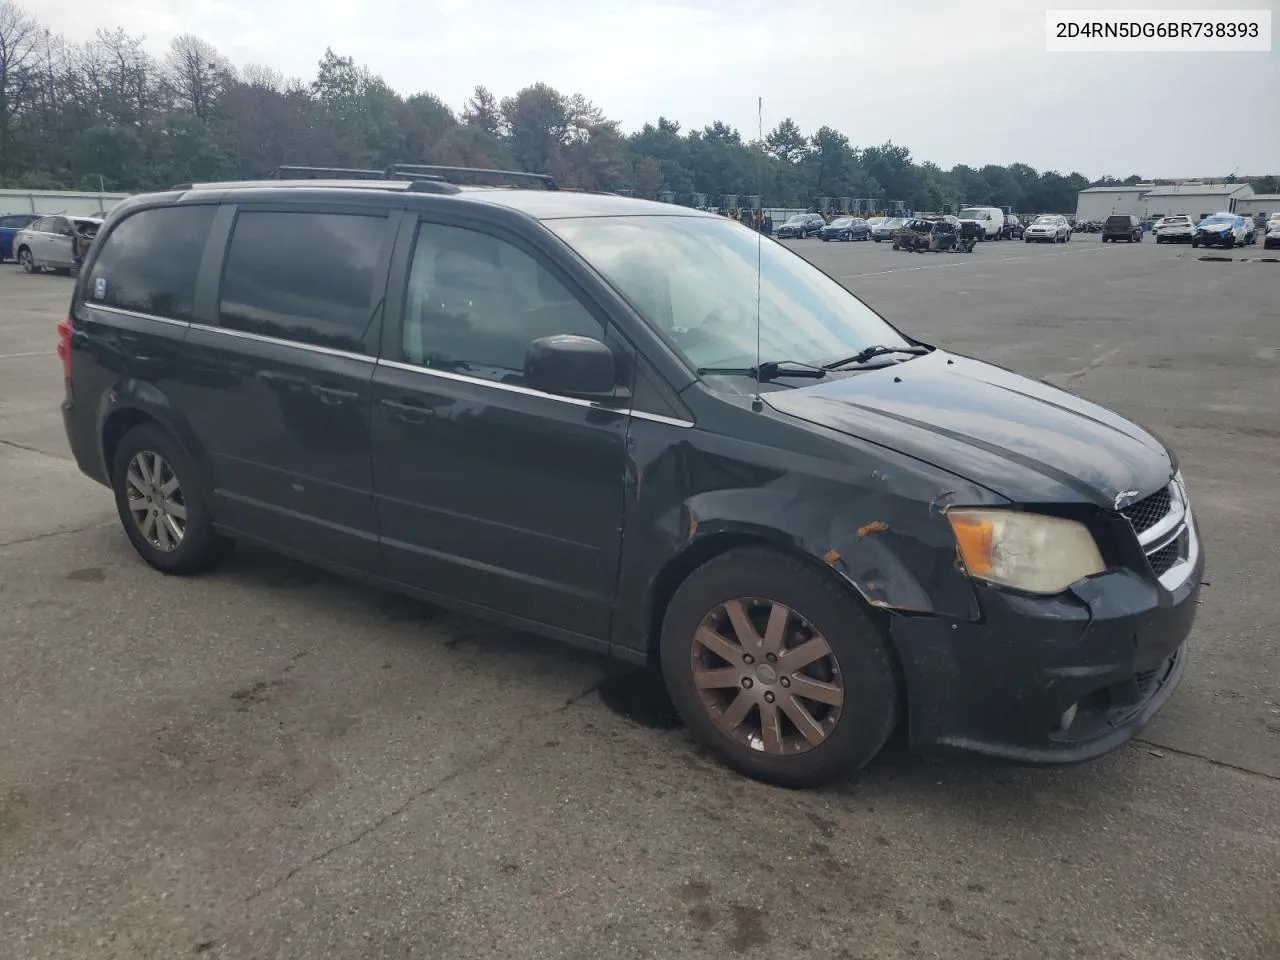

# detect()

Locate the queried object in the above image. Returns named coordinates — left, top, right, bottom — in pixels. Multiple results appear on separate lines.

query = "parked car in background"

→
left=1101, top=214, right=1143, bottom=243
left=62, top=172, right=1204, bottom=787
left=871, top=217, right=904, bottom=242
left=1264, top=219, right=1280, bottom=249
left=1191, top=213, right=1249, bottom=248
left=956, top=206, right=1004, bottom=240
left=1242, top=218, right=1257, bottom=245
left=775, top=213, right=826, bottom=239
left=1153, top=215, right=1194, bottom=243
left=1024, top=215, right=1072, bottom=243
left=820, top=217, right=871, bottom=241
left=13, top=215, right=102, bottom=273
left=0, top=212, right=40, bottom=262
left=1001, top=215, right=1024, bottom=239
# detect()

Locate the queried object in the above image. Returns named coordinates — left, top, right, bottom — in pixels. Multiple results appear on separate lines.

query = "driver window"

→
left=401, top=222, right=602, bottom=385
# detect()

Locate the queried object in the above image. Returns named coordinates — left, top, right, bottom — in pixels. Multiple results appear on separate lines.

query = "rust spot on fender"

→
left=822, top=549, right=841, bottom=566
left=857, top=520, right=889, bottom=538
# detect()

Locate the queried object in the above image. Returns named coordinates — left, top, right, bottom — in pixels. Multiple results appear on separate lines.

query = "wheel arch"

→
left=644, top=530, right=912, bottom=720
left=98, top=388, right=214, bottom=499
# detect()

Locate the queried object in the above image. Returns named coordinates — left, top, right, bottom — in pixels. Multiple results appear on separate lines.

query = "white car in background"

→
left=13, top=215, right=102, bottom=273
left=1191, top=212, right=1250, bottom=249
left=871, top=216, right=904, bottom=241
left=1264, top=215, right=1280, bottom=250
left=1153, top=215, right=1194, bottom=243
left=1023, top=214, right=1072, bottom=243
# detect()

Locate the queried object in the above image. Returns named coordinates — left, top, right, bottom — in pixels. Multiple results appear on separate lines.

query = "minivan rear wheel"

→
left=660, top=548, right=899, bottom=787
left=111, top=423, right=231, bottom=575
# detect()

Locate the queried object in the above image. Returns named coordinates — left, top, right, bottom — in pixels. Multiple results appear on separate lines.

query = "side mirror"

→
left=524, top=335, right=616, bottom=399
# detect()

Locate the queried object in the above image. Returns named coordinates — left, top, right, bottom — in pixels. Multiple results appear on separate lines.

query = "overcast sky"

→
left=34, top=0, right=1279, bottom=179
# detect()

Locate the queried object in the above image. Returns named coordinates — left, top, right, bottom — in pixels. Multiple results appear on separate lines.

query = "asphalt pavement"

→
left=1, top=234, right=1277, bottom=960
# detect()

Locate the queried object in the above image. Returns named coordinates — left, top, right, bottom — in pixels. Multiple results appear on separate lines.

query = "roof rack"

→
left=387, top=164, right=558, bottom=191
left=271, top=166, right=391, bottom=181
left=174, top=162, right=557, bottom=195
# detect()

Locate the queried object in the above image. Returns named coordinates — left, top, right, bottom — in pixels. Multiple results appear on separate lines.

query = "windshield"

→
left=784, top=216, right=806, bottom=224
left=959, top=209, right=989, bottom=220
left=883, top=218, right=902, bottom=227
left=1200, top=215, right=1231, bottom=225
left=829, top=218, right=852, bottom=227
left=548, top=215, right=909, bottom=371
left=1034, top=216, right=1057, bottom=224
left=1165, top=216, right=1188, bottom=224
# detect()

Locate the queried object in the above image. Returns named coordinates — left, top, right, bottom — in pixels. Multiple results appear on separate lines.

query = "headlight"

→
left=947, top=509, right=1105, bottom=594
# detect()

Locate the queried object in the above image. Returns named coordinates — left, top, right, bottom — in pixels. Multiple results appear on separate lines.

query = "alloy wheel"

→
left=125, top=450, right=187, bottom=552
left=689, top=598, right=844, bottom=755
left=19, top=249, right=33, bottom=272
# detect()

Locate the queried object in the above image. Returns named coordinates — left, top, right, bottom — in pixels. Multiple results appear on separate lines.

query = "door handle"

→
left=380, top=397, right=431, bottom=424
left=312, top=384, right=359, bottom=405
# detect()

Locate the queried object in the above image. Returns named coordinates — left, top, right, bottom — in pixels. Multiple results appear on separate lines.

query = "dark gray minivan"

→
left=59, top=167, right=1203, bottom=786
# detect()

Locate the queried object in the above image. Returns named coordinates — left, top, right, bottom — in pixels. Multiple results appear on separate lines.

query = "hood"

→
left=764, top=350, right=1174, bottom=507
left=1197, top=220, right=1232, bottom=232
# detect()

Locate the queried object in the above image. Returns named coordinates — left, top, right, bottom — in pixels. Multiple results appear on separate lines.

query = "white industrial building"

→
left=1074, top=184, right=1155, bottom=221
left=1075, top=182, right=1260, bottom=223
left=1234, top=193, right=1280, bottom=218
left=1139, top=183, right=1254, bottom=221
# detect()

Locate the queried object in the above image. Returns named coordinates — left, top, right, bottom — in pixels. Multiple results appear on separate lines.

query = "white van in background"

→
left=957, top=206, right=1005, bottom=240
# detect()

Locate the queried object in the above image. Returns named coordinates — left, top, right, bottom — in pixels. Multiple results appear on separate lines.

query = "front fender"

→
left=611, top=413, right=1003, bottom=660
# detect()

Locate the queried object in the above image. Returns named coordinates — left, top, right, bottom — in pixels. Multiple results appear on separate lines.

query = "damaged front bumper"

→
left=888, top=544, right=1203, bottom=764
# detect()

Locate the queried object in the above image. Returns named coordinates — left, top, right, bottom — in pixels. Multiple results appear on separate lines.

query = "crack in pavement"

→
left=1044, top=346, right=1122, bottom=386
left=0, top=437, right=67, bottom=458
left=1133, top=738, right=1280, bottom=783
left=239, top=677, right=606, bottom=904
left=0, top=520, right=114, bottom=549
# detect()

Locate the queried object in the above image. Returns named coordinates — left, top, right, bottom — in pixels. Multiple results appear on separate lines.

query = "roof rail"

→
left=271, top=165, right=389, bottom=181
left=387, top=163, right=558, bottom=190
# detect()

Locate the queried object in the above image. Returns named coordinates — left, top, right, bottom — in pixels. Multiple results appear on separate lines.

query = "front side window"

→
left=87, top=205, right=216, bottom=322
left=219, top=211, right=387, bottom=353
left=548, top=215, right=909, bottom=374
left=30, top=217, right=55, bottom=232
left=400, top=222, right=602, bottom=383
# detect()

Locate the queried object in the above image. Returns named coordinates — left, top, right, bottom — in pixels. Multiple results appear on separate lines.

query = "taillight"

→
left=57, top=316, right=72, bottom=380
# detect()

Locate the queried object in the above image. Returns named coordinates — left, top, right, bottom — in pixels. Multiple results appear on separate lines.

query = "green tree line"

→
left=0, top=0, right=1241, bottom=213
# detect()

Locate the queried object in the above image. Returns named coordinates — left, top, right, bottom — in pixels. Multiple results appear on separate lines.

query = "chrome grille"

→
left=1121, top=488, right=1172, bottom=535
left=1146, top=538, right=1181, bottom=576
left=1127, top=474, right=1196, bottom=590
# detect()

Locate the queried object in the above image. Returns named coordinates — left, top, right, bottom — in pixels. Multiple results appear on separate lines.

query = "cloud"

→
left=33, top=0, right=1278, bottom=178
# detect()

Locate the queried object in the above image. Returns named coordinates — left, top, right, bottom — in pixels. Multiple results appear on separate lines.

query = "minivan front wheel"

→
left=660, top=548, right=899, bottom=787
left=111, top=423, right=231, bottom=575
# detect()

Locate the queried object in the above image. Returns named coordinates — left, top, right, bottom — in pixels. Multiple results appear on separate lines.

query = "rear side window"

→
left=87, top=205, right=216, bottom=322
left=0, top=214, right=33, bottom=228
left=219, top=211, right=386, bottom=353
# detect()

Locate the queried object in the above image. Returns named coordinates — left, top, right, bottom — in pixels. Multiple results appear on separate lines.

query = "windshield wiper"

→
left=696, top=359, right=828, bottom=382
left=821, top=344, right=930, bottom=370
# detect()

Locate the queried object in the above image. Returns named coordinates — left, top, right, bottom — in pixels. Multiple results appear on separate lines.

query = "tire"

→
left=874, top=237, right=882, bottom=242
left=18, top=247, right=37, bottom=272
left=1191, top=239, right=1199, bottom=248
left=659, top=547, right=900, bottom=787
left=891, top=241, right=899, bottom=250
left=111, top=423, right=232, bottom=575
left=1225, top=237, right=1235, bottom=248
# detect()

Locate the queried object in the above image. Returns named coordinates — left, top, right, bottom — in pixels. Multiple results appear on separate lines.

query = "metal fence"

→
left=0, top=189, right=133, bottom=217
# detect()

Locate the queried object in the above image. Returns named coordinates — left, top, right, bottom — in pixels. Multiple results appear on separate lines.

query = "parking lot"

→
left=2, top=234, right=1278, bottom=960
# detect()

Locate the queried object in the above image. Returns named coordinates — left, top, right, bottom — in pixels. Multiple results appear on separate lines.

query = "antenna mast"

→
left=753, top=95, right=764, bottom=412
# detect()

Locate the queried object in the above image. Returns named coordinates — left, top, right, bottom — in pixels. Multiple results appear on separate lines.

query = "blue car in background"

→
left=820, top=216, right=871, bottom=241
left=0, top=213, right=39, bottom=262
